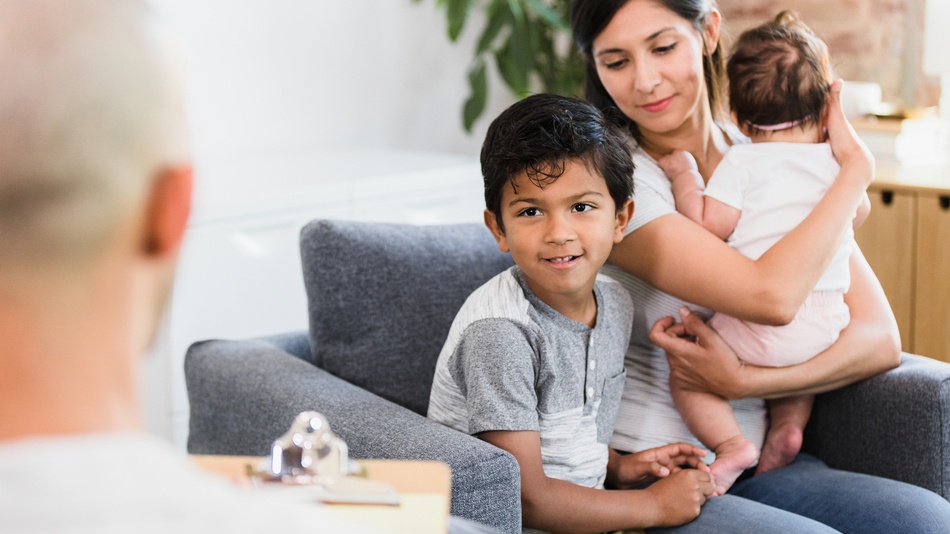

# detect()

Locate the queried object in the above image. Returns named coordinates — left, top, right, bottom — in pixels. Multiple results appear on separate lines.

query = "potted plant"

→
left=416, top=0, right=585, bottom=131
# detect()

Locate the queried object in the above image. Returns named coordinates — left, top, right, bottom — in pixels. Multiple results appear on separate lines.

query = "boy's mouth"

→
left=545, top=255, right=580, bottom=265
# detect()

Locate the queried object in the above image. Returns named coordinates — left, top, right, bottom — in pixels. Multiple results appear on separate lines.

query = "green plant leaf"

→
left=496, top=41, right=529, bottom=95
left=446, top=0, right=473, bottom=41
left=506, top=0, right=524, bottom=22
left=496, top=10, right=533, bottom=95
left=463, top=61, right=488, bottom=132
left=417, top=0, right=584, bottom=130
left=524, top=0, right=568, bottom=31
left=476, top=0, right=509, bottom=55
left=533, top=24, right=557, bottom=90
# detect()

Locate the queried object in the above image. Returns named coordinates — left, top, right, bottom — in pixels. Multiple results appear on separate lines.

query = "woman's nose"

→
left=634, top=59, right=661, bottom=94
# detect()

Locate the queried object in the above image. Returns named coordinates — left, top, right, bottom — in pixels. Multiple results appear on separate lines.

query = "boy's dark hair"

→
left=481, top=93, right=634, bottom=230
left=728, top=10, right=834, bottom=135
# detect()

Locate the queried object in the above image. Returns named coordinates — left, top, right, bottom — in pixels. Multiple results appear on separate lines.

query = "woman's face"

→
left=592, top=0, right=719, bottom=137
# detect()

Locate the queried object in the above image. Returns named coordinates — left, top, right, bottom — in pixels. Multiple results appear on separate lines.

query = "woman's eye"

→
left=654, top=42, right=677, bottom=55
left=573, top=203, right=593, bottom=213
left=604, top=59, right=627, bottom=70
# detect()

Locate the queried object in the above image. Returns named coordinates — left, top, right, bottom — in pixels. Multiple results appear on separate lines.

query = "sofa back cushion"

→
left=300, top=220, right=514, bottom=415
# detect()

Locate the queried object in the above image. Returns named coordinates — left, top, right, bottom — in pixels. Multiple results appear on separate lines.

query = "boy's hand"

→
left=658, top=149, right=699, bottom=180
left=608, top=443, right=709, bottom=489
left=644, top=469, right=715, bottom=526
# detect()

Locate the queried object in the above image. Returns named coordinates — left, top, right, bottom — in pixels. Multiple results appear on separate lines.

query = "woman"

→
left=570, top=0, right=950, bottom=532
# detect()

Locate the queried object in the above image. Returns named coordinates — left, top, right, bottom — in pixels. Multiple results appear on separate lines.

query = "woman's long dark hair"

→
left=570, top=0, right=726, bottom=139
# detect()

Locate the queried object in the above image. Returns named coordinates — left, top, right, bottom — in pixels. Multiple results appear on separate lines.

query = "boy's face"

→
left=485, top=159, right=633, bottom=311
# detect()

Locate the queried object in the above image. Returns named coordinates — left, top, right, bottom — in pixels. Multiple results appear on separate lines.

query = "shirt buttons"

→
left=587, top=386, right=595, bottom=398
left=589, top=360, right=597, bottom=370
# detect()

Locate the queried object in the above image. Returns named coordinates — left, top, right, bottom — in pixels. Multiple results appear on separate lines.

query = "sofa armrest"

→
left=185, top=338, right=522, bottom=533
left=805, top=353, right=950, bottom=500
left=257, top=330, right=313, bottom=363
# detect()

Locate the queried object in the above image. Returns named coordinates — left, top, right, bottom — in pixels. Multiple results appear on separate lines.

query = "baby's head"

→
left=728, top=11, right=834, bottom=137
left=481, top=93, right=633, bottom=231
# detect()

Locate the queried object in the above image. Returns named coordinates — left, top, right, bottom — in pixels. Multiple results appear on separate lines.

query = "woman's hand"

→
left=649, top=307, right=750, bottom=399
left=824, top=79, right=874, bottom=186
left=607, top=443, right=709, bottom=489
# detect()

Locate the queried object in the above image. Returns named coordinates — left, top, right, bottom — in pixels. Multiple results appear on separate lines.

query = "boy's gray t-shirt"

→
left=427, top=266, right=633, bottom=488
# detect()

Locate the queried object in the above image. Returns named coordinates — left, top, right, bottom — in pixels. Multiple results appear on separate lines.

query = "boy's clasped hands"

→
left=607, top=444, right=714, bottom=526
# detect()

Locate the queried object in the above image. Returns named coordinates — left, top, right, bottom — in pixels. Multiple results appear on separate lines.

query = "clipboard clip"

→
left=249, top=411, right=400, bottom=506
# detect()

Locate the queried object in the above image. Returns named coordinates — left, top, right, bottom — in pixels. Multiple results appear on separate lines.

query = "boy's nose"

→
left=545, top=214, right=577, bottom=245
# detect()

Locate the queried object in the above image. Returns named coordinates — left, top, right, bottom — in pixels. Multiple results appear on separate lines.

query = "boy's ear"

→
left=142, top=164, right=193, bottom=259
left=483, top=209, right=511, bottom=253
left=613, top=199, right=635, bottom=243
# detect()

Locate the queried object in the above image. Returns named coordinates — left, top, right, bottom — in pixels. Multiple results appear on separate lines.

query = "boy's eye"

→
left=572, top=203, right=593, bottom=213
left=519, top=207, right=542, bottom=217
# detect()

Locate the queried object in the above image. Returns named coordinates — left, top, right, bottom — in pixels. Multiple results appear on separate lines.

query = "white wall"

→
left=153, top=0, right=515, bottom=172
left=140, top=1, right=518, bottom=444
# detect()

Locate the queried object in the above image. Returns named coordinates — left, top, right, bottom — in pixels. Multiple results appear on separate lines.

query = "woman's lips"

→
left=641, top=96, right=674, bottom=113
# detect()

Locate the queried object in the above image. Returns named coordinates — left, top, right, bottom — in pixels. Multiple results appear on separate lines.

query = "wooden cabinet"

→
left=914, top=192, right=950, bottom=359
left=855, top=163, right=950, bottom=362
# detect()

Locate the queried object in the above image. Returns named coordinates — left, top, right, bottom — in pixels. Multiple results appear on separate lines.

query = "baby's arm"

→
left=659, top=150, right=740, bottom=240
left=480, top=430, right=713, bottom=532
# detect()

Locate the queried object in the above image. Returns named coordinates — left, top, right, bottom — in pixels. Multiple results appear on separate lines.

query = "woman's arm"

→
left=650, top=244, right=901, bottom=399
left=854, top=192, right=872, bottom=229
left=610, top=81, right=874, bottom=325
left=480, top=430, right=713, bottom=532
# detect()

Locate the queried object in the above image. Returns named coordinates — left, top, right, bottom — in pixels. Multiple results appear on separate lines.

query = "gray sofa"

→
left=186, top=219, right=950, bottom=533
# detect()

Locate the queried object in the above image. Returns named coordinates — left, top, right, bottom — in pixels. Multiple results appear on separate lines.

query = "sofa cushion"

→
left=300, top=220, right=514, bottom=415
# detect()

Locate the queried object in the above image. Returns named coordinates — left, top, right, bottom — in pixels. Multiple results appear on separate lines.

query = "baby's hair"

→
left=481, top=93, right=634, bottom=230
left=727, top=10, right=834, bottom=135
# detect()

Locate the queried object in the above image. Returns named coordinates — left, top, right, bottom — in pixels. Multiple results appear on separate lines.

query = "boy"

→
left=428, top=94, right=713, bottom=533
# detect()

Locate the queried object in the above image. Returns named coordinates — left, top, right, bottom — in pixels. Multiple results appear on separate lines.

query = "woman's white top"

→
left=601, top=132, right=768, bottom=456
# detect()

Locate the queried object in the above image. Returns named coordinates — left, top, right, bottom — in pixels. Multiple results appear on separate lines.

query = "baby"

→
left=659, top=11, right=871, bottom=495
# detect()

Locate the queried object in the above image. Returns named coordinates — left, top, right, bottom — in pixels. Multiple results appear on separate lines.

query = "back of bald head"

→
left=0, top=0, right=188, bottom=272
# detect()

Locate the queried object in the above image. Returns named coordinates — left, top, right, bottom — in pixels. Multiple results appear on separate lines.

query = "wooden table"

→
left=192, top=455, right=451, bottom=534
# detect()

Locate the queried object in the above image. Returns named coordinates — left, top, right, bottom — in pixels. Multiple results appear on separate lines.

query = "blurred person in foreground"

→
left=0, top=2, right=491, bottom=532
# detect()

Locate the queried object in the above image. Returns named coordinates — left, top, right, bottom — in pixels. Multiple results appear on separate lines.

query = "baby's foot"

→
left=709, top=436, right=759, bottom=496
left=755, top=421, right=803, bottom=475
